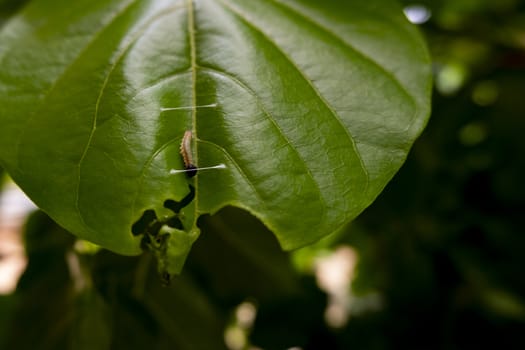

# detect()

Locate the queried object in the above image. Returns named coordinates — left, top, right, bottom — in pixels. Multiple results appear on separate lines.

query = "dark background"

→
left=1, top=0, right=525, bottom=349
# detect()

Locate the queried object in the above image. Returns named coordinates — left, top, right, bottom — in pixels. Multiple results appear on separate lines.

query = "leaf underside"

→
left=0, top=0, right=430, bottom=271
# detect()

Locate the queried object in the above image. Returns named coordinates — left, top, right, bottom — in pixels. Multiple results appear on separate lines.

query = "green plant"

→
left=0, top=0, right=430, bottom=276
left=0, top=0, right=434, bottom=349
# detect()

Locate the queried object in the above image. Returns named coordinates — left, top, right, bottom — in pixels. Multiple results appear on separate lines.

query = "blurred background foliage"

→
left=1, top=0, right=525, bottom=349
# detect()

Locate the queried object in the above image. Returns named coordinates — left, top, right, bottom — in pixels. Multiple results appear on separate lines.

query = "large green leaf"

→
left=0, top=0, right=431, bottom=269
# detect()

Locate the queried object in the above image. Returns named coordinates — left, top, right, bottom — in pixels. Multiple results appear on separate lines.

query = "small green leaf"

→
left=0, top=0, right=431, bottom=265
left=148, top=226, right=200, bottom=280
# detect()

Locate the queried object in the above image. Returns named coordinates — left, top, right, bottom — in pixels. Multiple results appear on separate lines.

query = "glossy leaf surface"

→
left=0, top=0, right=431, bottom=262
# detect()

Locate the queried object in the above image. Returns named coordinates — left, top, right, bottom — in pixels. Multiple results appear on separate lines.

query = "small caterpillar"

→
left=170, top=130, right=226, bottom=176
left=180, top=130, right=197, bottom=178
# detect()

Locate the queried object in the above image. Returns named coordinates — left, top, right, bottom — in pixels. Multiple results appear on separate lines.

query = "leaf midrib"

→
left=187, top=0, right=199, bottom=228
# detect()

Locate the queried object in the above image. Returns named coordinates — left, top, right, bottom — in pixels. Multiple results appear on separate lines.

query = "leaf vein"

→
left=130, top=137, right=181, bottom=220
left=199, top=66, right=327, bottom=223
left=186, top=0, right=199, bottom=224
left=197, top=139, right=266, bottom=209
left=268, top=0, right=417, bottom=108
left=217, top=0, right=370, bottom=196
left=75, top=3, right=187, bottom=225
left=13, top=0, right=140, bottom=172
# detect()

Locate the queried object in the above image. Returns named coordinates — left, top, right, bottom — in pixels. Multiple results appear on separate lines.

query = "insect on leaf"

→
left=0, top=0, right=431, bottom=273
